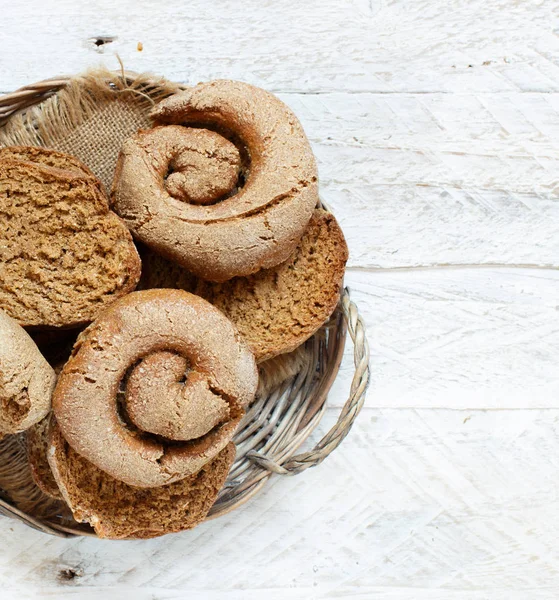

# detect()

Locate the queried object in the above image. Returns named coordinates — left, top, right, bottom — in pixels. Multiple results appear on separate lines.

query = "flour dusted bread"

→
left=0, top=310, right=55, bottom=434
left=0, top=158, right=141, bottom=327
left=113, top=80, right=319, bottom=282
left=141, top=209, right=348, bottom=361
left=53, top=289, right=257, bottom=487
left=48, top=421, right=235, bottom=539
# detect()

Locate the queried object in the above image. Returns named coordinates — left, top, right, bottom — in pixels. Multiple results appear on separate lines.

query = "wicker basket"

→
left=0, top=72, right=370, bottom=538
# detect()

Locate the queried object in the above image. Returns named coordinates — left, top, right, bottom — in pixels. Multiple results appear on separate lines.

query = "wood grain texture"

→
left=0, top=0, right=557, bottom=94
left=2, top=409, right=559, bottom=599
left=295, top=91, right=559, bottom=269
left=329, top=268, right=559, bottom=409
left=1, top=0, right=559, bottom=596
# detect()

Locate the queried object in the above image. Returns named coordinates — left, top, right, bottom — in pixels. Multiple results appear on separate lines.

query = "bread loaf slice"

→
left=0, top=146, right=96, bottom=179
left=140, top=209, right=348, bottom=361
left=0, top=159, right=141, bottom=327
left=48, top=422, right=235, bottom=539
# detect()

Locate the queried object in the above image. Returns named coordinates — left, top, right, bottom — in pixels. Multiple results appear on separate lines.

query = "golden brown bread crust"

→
left=53, top=289, right=258, bottom=488
left=122, top=125, right=242, bottom=206
left=48, top=421, right=235, bottom=539
left=140, top=209, right=348, bottom=361
left=0, top=158, right=141, bottom=328
left=112, top=80, right=319, bottom=282
left=0, top=310, right=55, bottom=434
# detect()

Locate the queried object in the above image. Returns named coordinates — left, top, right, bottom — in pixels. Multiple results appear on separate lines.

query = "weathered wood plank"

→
left=2, top=408, right=559, bottom=596
left=328, top=268, right=559, bottom=409
left=283, top=92, right=559, bottom=269
left=0, top=0, right=557, bottom=93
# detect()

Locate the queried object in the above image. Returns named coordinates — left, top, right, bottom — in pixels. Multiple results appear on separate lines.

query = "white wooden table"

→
left=1, top=0, right=559, bottom=598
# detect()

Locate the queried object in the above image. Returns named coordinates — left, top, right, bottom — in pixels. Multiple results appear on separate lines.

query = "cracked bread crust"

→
left=0, top=157, right=141, bottom=328
left=112, top=80, right=319, bottom=282
left=52, top=289, right=257, bottom=488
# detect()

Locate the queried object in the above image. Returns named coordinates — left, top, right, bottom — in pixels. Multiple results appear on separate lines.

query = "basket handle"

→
left=247, top=287, right=370, bottom=475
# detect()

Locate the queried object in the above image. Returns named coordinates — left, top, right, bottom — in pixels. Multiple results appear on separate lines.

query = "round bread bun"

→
left=112, top=79, right=319, bottom=282
left=52, top=289, right=258, bottom=488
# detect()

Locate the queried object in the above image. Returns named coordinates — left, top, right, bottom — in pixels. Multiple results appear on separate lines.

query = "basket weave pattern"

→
left=0, top=73, right=370, bottom=537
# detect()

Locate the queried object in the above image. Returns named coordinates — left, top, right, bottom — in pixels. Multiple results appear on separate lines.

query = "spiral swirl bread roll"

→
left=0, top=310, right=55, bottom=434
left=53, top=289, right=257, bottom=488
left=0, top=156, right=141, bottom=328
left=112, top=80, right=319, bottom=282
left=48, top=420, right=236, bottom=539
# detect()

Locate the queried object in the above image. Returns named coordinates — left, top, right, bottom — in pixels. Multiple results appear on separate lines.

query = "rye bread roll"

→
left=53, top=289, right=257, bottom=488
left=112, top=80, right=319, bottom=282
left=48, top=420, right=235, bottom=539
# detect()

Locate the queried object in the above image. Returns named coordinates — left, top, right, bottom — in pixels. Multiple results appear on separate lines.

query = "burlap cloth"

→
left=0, top=67, right=182, bottom=191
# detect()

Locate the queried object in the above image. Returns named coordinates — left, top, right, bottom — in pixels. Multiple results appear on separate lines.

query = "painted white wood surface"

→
left=1, top=0, right=558, bottom=597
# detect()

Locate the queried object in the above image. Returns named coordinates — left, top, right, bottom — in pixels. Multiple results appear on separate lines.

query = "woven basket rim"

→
left=0, top=71, right=371, bottom=538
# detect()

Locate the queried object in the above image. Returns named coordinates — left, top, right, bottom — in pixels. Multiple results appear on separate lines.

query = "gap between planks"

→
left=346, top=264, right=559, bottom=273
